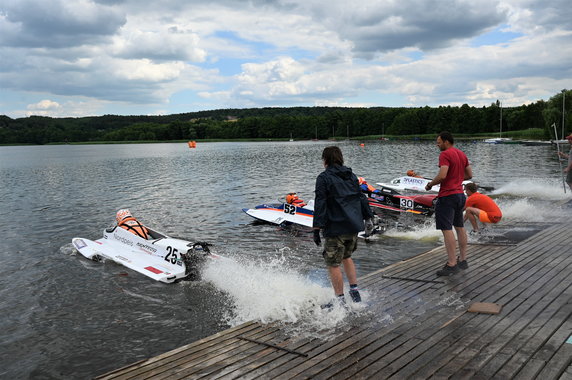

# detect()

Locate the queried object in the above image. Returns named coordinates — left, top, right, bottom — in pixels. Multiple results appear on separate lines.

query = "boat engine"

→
left=182, top=242, right=212, bottom=280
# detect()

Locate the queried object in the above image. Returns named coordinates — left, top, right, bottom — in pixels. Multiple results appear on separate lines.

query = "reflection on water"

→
left=0, top=141, right=569, bottom=378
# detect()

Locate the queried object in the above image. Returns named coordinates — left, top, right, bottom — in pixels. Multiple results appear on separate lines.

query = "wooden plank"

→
left=467, top=302, right=502, bottom=314
left=456, top=262, right=572, bottom=377
left=95, top=321, right=262, bottom=379
left=480, top=291, right=572, bottom=378
left=152, top=327, right=283, bottom=380
left=114, top=323, right=275, bottom=380
left=387, top=234, right=572, bottom=379
left=327, top=306, right=472, bottom=379
left=439, top=262, right=572, bottom=377
left=432, top=254, right=572, bottom=377
left=522, top=317, right=572, bottom=379
left=213, top=337, right=315, bottom=379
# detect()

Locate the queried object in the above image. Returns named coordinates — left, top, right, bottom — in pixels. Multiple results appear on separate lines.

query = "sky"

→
left=1, top=0, right=571, bottom=119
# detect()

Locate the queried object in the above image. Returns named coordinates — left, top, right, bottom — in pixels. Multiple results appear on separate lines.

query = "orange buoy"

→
left=188, top=141, right=197, bottom=148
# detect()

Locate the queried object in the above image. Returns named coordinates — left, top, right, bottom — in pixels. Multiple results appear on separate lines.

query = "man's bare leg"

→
left=455, top=226, right=468, bottom=261
left=442, top=229, right=457, bottom=266
left=328, top=266, right=344, bottom=296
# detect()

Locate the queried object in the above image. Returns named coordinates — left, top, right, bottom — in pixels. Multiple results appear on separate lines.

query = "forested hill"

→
left=0, top=90, right=569, bottom=144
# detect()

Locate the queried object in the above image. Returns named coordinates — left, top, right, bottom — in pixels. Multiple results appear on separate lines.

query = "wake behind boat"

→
left=72, top=211, right=216, bottom=283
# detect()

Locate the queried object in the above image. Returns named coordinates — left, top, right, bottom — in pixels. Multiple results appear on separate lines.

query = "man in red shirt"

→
left=426, top=132, right=473, bottom=276
left=464, top=182, right=502, bottom=232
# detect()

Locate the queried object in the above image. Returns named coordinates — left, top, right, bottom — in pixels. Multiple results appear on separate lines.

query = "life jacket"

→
left=118, top=216, right=149, bottom=240
left=286, top=193, right=306, bottom=207
left=358, top=177, right=376, bottom=193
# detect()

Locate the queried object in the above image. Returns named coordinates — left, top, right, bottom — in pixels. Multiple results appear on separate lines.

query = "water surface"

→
left=0, top=140, right=568, bottom=378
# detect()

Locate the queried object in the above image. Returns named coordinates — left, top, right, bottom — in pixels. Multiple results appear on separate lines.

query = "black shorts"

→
left=435, top=193, right=466, bottom=230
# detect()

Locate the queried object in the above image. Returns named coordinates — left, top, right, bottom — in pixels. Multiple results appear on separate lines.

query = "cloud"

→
left=27, top=99, right=61, bottom=112
left=295, top=0, right=508, bottom=57
left=0, top=0, right=125, bottom=48
left=0, top=0, right=571, bottom=118
left=111, top=22, right=207, bottom=62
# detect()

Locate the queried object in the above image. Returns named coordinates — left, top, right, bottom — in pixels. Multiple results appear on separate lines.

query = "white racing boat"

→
left=72, top=225, right=216, bottom=283
left=377, top=176, right=475, bottom=193
left=242, top=200, right=315, bottom=227
left=243, top=198, right=386, bottom=239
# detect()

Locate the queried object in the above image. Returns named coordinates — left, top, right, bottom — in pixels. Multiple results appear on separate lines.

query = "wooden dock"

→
left=96, top=220, right=572, bottom=379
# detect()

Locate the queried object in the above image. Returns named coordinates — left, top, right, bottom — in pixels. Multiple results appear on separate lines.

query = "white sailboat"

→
left=483, top=137, right=513, bottom=144
left=483, top=102, right=513, bottom=144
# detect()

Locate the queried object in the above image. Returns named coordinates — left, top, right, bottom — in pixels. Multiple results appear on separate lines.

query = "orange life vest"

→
left=286, top=193, right=306, bottom=207
left=118, top=217, right=149, bottom=240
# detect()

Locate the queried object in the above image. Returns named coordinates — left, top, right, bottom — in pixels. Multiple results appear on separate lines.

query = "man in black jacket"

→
left=313, top=146, right=374, bottom=306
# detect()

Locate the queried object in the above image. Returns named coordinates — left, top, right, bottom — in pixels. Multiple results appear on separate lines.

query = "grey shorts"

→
left=567, top=169, right=572, bottom=185
left=322, top=234, right=358, bottom=267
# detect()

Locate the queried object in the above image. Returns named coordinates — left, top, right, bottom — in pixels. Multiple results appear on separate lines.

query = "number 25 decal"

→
left=400, top=198, right=414, bottom=209
left=165, top=246, right=179, bottom=264
left=284, top=204, right=296, bottom=215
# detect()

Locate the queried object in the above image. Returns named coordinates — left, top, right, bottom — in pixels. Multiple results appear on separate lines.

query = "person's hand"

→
left=313, top=229, right=321, bottom=246
left=364, top=219, right=374, bottom=236
left=425, top=183, right=432, bottom=191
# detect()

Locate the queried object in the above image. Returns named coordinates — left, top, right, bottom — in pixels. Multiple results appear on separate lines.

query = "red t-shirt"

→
left=438, top=147, right=469, bottom=197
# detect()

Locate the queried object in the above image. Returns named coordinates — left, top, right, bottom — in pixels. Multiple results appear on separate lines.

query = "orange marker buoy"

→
left=360, top=143, right=365, bottom=147
left=188, top=141, right=197, bottom=148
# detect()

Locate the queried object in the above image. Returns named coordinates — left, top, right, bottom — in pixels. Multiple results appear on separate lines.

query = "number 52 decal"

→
left=284, top=204, right=296, bottom=215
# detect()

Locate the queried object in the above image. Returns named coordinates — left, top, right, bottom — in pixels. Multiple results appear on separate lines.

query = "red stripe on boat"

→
left=145, top=266, right=163, bottom=274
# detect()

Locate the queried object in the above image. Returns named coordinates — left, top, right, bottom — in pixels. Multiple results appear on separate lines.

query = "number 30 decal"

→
left=284, top=204, right=296, bottom=215
left=400, top=198, right=414, bottom=209
left=165, top=246, right=179, bottom=264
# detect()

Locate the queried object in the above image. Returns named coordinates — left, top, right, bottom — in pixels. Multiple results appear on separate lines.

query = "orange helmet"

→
left=407, top=170, right=417, bottom=177
left=116, top=209, right=132, bottom=223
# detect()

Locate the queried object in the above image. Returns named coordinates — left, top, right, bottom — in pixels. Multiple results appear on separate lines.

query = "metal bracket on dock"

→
left=237, top=336, right=309, bottom=357
left=382, top=275, right=444, bottom=284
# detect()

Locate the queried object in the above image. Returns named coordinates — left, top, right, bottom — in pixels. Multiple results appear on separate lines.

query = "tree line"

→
left=0, top=90, right=569, bottom=145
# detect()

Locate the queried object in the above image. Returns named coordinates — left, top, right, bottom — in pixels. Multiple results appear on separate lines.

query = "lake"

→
left=0, top=140, right=569, bottom=379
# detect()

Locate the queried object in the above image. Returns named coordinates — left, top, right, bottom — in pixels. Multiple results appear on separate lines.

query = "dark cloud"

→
left=1, top=0, right=125, bottom=48
left=307, top=0, right=508, bottom=57
left=516, top=0, right=572, bottom=31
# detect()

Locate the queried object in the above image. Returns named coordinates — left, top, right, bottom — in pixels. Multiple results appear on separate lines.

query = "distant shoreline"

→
left=0, top=129, right=551, bottom=146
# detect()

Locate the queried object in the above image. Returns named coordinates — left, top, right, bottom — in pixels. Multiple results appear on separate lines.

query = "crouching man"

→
left=464, top=182, right=502, bottom=233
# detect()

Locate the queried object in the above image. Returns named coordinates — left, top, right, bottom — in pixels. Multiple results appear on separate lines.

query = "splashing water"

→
left=201, top=253, right=367, bottom=339
left=495, top=198, right=567, bottom=223
left=384, top=220, right=441, bottom=241
left=492, top=178, right=571, bottom=200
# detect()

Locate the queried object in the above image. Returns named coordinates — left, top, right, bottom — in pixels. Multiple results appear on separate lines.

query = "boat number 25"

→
left=284, top=204, right=296, bottom=215
left=400, top=198, right=414, bottom=209
left=165, top=246, right=179, bottom=264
